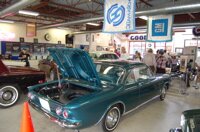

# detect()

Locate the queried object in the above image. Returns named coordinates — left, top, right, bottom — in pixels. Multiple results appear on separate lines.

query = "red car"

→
left=0, top=59, right=45, bottom=108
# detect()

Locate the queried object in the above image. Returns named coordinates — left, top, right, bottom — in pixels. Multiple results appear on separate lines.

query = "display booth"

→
left=0, top=41, right=65, bottom=60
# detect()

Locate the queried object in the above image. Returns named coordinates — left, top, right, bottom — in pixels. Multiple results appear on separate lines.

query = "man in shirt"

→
left=19, top=49, right=30, bottom=67
left=156, top=50, right=167, bottom=74
left=143, top=48, right=156, bottom=74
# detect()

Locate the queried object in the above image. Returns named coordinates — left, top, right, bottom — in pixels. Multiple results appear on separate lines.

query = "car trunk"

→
left=34, top=81, right=96, bottom=104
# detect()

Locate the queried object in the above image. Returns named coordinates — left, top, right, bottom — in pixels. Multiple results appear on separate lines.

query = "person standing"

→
left=195, top=56, right=200, bottom=88
left=19, top=49, right=30, bottom=67
left=155, top=50, right=160, bottom=59
left=134, top=52, right=142, bottom=62
left=120, top=47, right=129, bottom=60
left=156, top=50, right=167, bottom=74
left=143, top=48, right=156, bottom=74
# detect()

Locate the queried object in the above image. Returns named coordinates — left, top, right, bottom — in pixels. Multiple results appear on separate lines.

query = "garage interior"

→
left=0, top=0, right=200, bottom=132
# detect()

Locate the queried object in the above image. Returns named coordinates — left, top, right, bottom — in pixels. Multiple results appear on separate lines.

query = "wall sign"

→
left=192, top=26, right=200, bottom=37
left=147, top=15, right=173, bottom=42
left=26, top=23, right=36, bottom=37
left=103, top=0, right=136, bottom=33
left=34, top=38, right=38, bottom=43
left=129, top=35, right=146, bottom=41
left=20, top=37, right=24, bottom=42
left=0, top=31, right=15, bottom=41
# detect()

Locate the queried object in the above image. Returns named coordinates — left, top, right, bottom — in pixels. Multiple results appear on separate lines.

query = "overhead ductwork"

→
left=72, top=22, right=200, bottom=34
left=0, top=0, right=38, bottom=18
left=39, top=1, right=200, bottom=29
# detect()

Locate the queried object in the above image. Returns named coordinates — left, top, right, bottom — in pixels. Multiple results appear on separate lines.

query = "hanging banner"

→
left=147, top=15, right=173, bottom=42
left=103, top=0, right=136, bottom=33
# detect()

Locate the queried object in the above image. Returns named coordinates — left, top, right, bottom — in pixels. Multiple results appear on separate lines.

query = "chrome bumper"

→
left=28, top=100, right=80, bottom=129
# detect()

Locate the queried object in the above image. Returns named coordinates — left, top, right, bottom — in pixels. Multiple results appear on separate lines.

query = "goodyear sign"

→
left=147, top=15, right=173, bottom=42
left=103, top=0, right=136, bottom=33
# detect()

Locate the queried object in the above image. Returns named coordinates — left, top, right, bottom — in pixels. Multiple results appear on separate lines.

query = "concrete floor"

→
left=1, top=79, right=200, bottom=132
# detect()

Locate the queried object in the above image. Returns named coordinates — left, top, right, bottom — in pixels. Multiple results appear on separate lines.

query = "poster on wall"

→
left=147, top=15, right=173, bottom=42
left=12, top=43, right=20, bottom=56
left=103, top=0, right=136, bottom=33
left=26, top=23, right=36, bottom=37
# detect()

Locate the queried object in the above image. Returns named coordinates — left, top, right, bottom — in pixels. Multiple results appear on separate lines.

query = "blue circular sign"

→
left=107, top=4, right=125, bottom=27
left=193, top=26, right=200, bottom=36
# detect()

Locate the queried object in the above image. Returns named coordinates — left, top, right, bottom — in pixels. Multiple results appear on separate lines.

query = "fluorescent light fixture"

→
left=0, top=19, right=14, bottom=23
left=19, top=10, right=39, bottom=16
left=57, top=27, right=70, bottom=30
left=73, top=31, right=83, bottom=34
left=86, top=22, right=100, bottom=26
left=139, top=16, right=148, bottom=20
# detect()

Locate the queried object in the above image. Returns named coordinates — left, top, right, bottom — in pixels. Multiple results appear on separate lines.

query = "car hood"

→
left=48, top=48, right=101, bottom=88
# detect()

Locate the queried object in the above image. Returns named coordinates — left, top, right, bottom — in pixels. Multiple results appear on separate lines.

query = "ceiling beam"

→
left=48, top=1, right=100, bottom=15
left=92, top=0, right=104, bottom=6
left=188, top=13, right=196, bottom=19
left=29, top=1, right=48, bottom=10
left=4, top=18, right=48, bottom=25
left=15, top=14, right=63, bottom=23
left=139, top=0, right=153, bottom=7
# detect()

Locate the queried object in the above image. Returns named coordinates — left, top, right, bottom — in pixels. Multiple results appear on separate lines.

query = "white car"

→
left=89, top=51, right=119, bottom=60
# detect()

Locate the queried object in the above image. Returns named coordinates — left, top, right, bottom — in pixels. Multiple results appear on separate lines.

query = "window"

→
left=126, top=66, right=152, bottom=84
left=95, top=63, right=125, bottom=84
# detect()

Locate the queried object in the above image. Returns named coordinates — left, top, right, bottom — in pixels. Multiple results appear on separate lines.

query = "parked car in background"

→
left=28, top=48, right=170, bottom=132
left=170, top=109, right=200, bottom=132
left=89, top=51, right=119, bottom=60
left=38, top=55, right=57, bottom=80
left=0, top=59, right=45, bottom=108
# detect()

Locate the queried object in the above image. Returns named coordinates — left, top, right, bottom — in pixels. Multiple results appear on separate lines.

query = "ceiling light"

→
left=18, top=10, right=39, bottom=16
left=0, top=19, right=14, bottom=23
left=73, top=31, right=83, bottom=34
left=86, top=22, right=100, bottom=26
left=57, top=27, right=70, bottom=30
left=139, top=16, right=148, bottom=20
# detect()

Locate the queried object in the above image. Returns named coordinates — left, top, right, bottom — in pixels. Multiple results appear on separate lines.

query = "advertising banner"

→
left=26, top=23, right=36, bottom=37
left=147, top=15, right=173, bottom=42
left=103, top=0, right=136, bottom=33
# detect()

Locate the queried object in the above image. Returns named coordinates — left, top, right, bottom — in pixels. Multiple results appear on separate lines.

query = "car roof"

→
left=95, top=60, right=146, bottom=69
left=90, top=51, right=117, bottom=57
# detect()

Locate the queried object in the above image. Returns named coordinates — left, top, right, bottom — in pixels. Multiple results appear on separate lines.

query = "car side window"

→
left=134, top=66, right=152, bottom=81
left=126, top=66, right=152, bottom=84
left=126, top=69, right=136, bottom=84
left=99, top=54, right=105, bottom=59
left=112, top=54, right=118, bottom=59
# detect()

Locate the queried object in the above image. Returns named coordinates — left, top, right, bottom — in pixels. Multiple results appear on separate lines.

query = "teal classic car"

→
left=28, top=48, right=170, bottom=132
left=170, top=109, right=200, bottom=132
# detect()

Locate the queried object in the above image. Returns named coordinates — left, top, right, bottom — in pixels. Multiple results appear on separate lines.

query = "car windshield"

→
left=95, top=63, right=125, bottom=84
left=182, top=117, right=200, bottom=132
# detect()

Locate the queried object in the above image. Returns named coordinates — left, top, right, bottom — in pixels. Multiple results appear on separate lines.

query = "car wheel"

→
left=160, top=85, right=166, bottom=101
left=0, top=85, right=19, bottom=108
left=102, top=106, right=121, bottom=132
